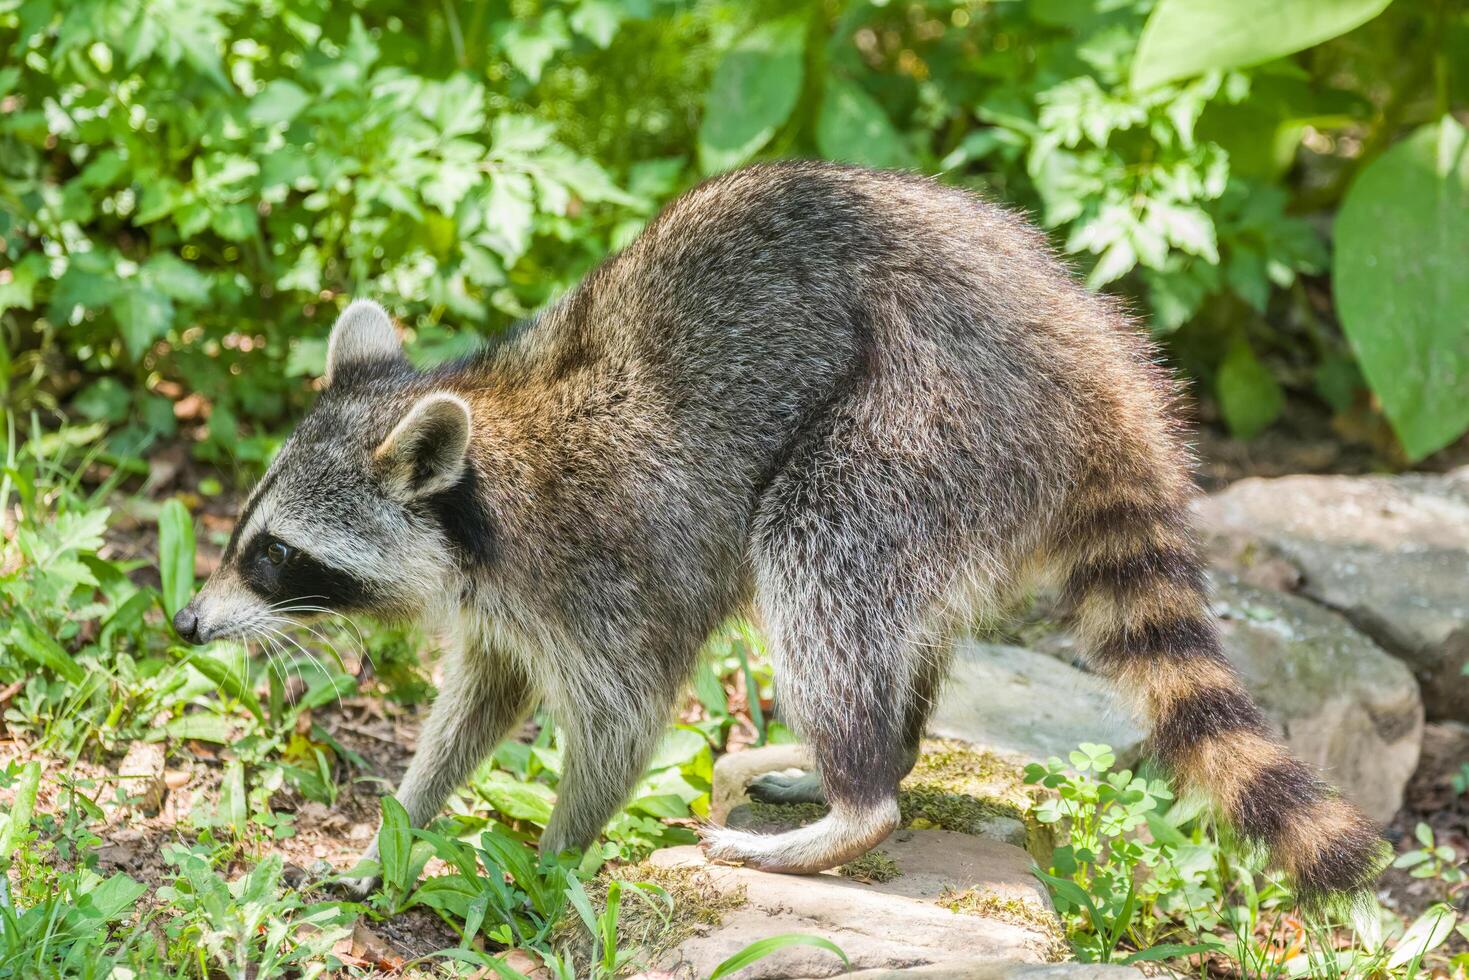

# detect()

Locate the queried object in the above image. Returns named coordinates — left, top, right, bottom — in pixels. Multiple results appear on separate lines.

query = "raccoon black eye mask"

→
left=175, top=161, right=1385, bottom=905
left=234, top=532, right=384, bottom=611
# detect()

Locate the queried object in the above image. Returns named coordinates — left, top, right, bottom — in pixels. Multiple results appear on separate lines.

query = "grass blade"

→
left=158, top=497, right=195, bottom=618
left=708, top=933, right=848, bottom=979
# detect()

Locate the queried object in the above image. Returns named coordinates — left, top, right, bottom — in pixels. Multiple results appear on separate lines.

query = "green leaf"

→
left=1132, top=0, right=1393, bottom=91
left=74, top=873, right=148, bottom=925
left=708, top=934, right=848, bottom=979
left=0, top=761, right=41, bottom=863
left=0, top=253, right=45, bottom=316
left=1335, top=116, right=1469, bottom=460
left=1121, top=941, right=1227, bottom=964
left=158, top=498, right=195, bottom=619
left=1216, top=339, right=1284, bottom=439
left=142, top=254, right=212, bottom=305
left=648, top=726, right=707, bottom=770
left=210, top=203, right=257, bottom=241
left=697, top=18, right=806, bottom=174
left=628, top=793, right=690, bottom=818
left=112, top=284, right=175, bottom=361
left=164, top=713, right=233, bottom=743
left=483, top=172, right=536, bottom=264
left=816, top=76, right=912, bottom=170
left=247, top=79, right=311, bottom=126
left=218, top=760, right=247, bottom=837
left=1388, top=905, right=1457, bottom=969
left=378, top=795, right=413, bottom=893
left=11, top=620, right=86, bottom=685
left=181, top=647, right=263, bottom=721
left=477, top=773, right=555, bottom=825
left=569, top=0, right=625, bottom=48
left=499, top=11, right=570, bottom=83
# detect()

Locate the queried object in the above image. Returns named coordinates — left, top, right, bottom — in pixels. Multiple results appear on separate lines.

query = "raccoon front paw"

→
left=334, top=872, right=381, bottom=901
left=747, top=770, right=826, bottom=806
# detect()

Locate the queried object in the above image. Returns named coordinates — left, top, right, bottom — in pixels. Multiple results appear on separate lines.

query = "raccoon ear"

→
left=326, top=300, right=404, bottom=382
left=373, top=392, right=473, bottom=499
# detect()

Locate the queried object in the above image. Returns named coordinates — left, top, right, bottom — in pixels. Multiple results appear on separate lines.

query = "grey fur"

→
left=182, top=161, right=1267, bottom=885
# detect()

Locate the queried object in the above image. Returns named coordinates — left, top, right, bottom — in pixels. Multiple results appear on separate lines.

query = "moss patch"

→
left=837, top=849, right=900, bottom=884
left=735, top=799, right=828, bottom=829
left=904, top=739, right=1030, bottom=802
left=898, top=739, right=1034, bottom=833
left=551, top=862, right=747, bottom=969
left=940, top=887, right=1069, bottom=962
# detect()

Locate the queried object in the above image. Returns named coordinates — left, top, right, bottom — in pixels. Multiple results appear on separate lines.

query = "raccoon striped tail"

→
left=1057, top=485, right=1388, bottom=908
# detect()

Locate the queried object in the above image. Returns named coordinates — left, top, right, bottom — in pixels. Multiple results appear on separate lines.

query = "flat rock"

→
left=1196, top=469, right=1469, bottom=719
left=649, top=834, right=1066, bottom=979
left=929, top=639, right=1147, bottom=766
left=1213, top=578, right=1423, bottom=822
left=840, top=963, right=1139, bottom=979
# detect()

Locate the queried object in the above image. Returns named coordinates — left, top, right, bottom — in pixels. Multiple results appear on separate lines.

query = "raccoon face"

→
left=173, top=301, right=475, bottom=645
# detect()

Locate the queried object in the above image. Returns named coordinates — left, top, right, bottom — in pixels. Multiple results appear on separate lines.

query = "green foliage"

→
left=2, top=0, right=1466, bottom=458
left=707, top=933, right=849, bottom=979
left=1335, top=115, right=1469, bottom=460
left=0, top=447, right=833, bottom=975
left=157, top=497, right=195, bottom=618
left=1026, top=743, right=1469, bottom=977
left=698, top=16, right=808, bottom=174
left=1392, top=822, right=1467, bottom=893
left=156, top=848, right=353, bottom=980
left=1132, top=0, right=1394, bottom=90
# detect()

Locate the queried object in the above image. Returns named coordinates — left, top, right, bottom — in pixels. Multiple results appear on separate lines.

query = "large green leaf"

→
left=1335, top=116, right=1469, bottom=460
left=1132, top=0, right=1393, bottom=91
left=697, top=18, right=806, bottom=174
left=816, top=76, right=912, bottom=170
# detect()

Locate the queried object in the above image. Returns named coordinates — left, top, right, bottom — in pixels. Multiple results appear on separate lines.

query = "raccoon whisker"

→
left=249, top=633, right=292, bottom=707
left=261, top=625, right=347, bottom=713
left=257, top=629, right=303, bottom=693
left=280, top=619, right=353, bottom=674
left=270, top=604, right=369, bottom=651
left=266, top=606, right=372, bottom=672
left=257, top=614, right=353, bottom=673
left=255, top=635, right=291, bottom=692
left=267, top=595, right=329, bottom=610
left=258, top=624, right=323, bottom=693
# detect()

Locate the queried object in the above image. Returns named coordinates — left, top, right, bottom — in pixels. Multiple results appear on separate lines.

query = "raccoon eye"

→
left=265, top=541, right=292, bottom=566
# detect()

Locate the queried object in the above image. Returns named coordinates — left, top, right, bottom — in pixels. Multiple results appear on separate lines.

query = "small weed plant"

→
left=1026, top=743, right=1469, bottom=977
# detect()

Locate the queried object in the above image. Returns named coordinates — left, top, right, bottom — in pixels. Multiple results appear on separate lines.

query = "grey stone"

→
left=649, top=834, right=1067, bottom=979
left=925, top=583, right=1420, bottom=822
left=1196, top=469, right=1469, bottom=719
left=1213, top=578, right=1423, bottom=822
left=929, top=639, right=1148, bottom=766
left=839, top=963, right=1140, bottom=979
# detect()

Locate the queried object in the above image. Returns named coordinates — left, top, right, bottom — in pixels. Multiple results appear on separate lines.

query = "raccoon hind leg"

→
left=744, top=647, right=946, bottom=809
left=702, top=443, right=969, bottom=873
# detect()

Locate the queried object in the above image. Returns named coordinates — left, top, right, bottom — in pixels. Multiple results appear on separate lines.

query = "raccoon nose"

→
left=173, top=605, right=202, bottom=645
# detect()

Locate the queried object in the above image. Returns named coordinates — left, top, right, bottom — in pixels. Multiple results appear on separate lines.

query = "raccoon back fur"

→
left=177, top=161, right=1385, bottom=904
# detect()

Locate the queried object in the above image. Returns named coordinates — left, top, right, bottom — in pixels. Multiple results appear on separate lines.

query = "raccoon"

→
left=176, top=161, right=1385, bottom=903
